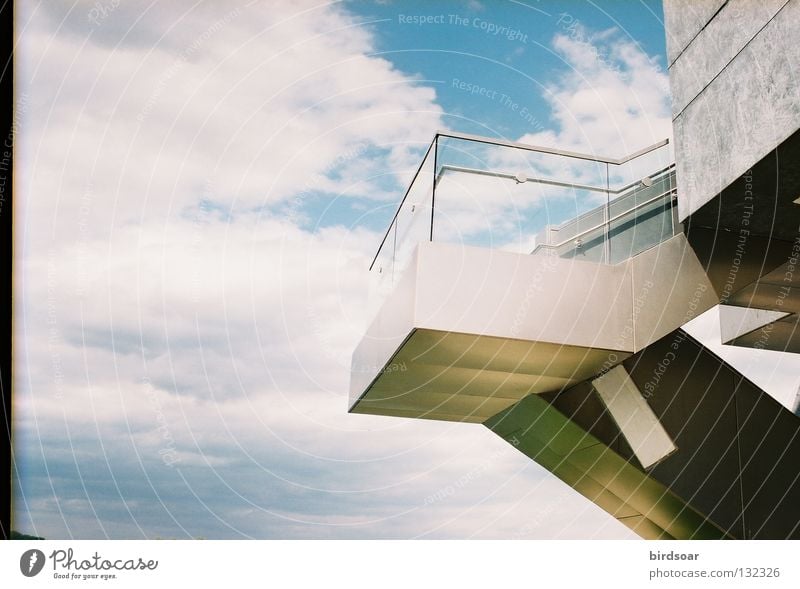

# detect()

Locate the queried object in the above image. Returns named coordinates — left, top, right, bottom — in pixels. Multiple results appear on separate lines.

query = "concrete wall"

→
left=664, top=0, right=800, bottom=220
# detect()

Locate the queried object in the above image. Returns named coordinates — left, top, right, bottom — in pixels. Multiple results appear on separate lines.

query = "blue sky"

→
left=12, top=0, right=799, bottom=540
left=350, top=0, right=667, bottom=136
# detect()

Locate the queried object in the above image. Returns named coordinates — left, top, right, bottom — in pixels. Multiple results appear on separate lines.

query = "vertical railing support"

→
left=430, top=134, right=438, bottom=242
left=604, top=162, right=611, bottom=264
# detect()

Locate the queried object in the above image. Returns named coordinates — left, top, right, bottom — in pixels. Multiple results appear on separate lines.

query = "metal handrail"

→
left=436, top=130, right=669, bottom=165
left=435, top=165, right=606, bottom=193
left=434, top=162, right=676, bottom=195
left=532, top=187, right=677, bottom=253
left=369, top=131, right=673, bottom=270
left=540, top=165, right=675, bottom=233
left=368, top=138, right=436, bottom=271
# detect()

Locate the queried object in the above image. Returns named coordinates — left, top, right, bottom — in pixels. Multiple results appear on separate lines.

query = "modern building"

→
left=349, top=1, right=800, bottom=539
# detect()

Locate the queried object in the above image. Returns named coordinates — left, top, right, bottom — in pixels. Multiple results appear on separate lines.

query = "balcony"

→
left=351, top=132, right=716, bottom=423
left=370, top=131, right=678, bottom=289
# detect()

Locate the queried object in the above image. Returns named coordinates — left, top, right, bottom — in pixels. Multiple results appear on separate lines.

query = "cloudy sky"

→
left=13, top=0, right=800, bottom=540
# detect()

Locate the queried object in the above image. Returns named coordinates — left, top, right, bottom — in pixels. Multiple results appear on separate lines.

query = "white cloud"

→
left=518, top=24, right=672, bottom=157
left=17, top=1, right=443, bottom=252
left=14, top=0, right=455, bottom=539
left=13, top=3, right=669, bottom=541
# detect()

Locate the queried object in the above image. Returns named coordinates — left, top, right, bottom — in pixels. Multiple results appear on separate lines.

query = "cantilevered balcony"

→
left=349, top=132, right=800, bottom=539
left=369, top=131, right=679, bottom=286
left=350, top=132, right=715, bottom=423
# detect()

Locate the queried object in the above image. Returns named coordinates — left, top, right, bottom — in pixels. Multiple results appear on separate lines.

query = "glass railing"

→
left=369, top=131, right=677, bottom=288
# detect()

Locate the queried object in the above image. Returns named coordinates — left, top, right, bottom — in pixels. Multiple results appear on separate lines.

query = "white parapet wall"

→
left=350, top=234, right=717, bottom=422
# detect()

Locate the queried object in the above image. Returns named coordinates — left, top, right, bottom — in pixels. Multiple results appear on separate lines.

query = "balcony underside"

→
left=350, top=235, right=717, bottom=422
left=350, top=328, right=625, bottom=423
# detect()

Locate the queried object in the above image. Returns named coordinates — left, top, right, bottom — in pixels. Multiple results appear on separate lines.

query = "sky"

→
left=12, top=0, right=800, bottom=540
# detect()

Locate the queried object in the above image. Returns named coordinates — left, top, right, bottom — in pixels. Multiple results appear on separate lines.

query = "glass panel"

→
left=369, top=219, right=397, bottom=302
left=394, top=148, right=434, bottom=275
left=368, top=134, right=677, bottom=278
left=553, top=222, right=607, bottom=263
left=369, top=142, right=435, bottom=298
left=433, top=136, right=609, bottom=256
left=608, top=169, right=675, bottom=219
left=609, top=141, right=673, bottom=191
left=609, top=193, right=676, bottom=264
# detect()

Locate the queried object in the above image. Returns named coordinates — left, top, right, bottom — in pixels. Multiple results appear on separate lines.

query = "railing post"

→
left=430, top=134, right=438, bottom=242
left=604, top=162, right=610, bottom=264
